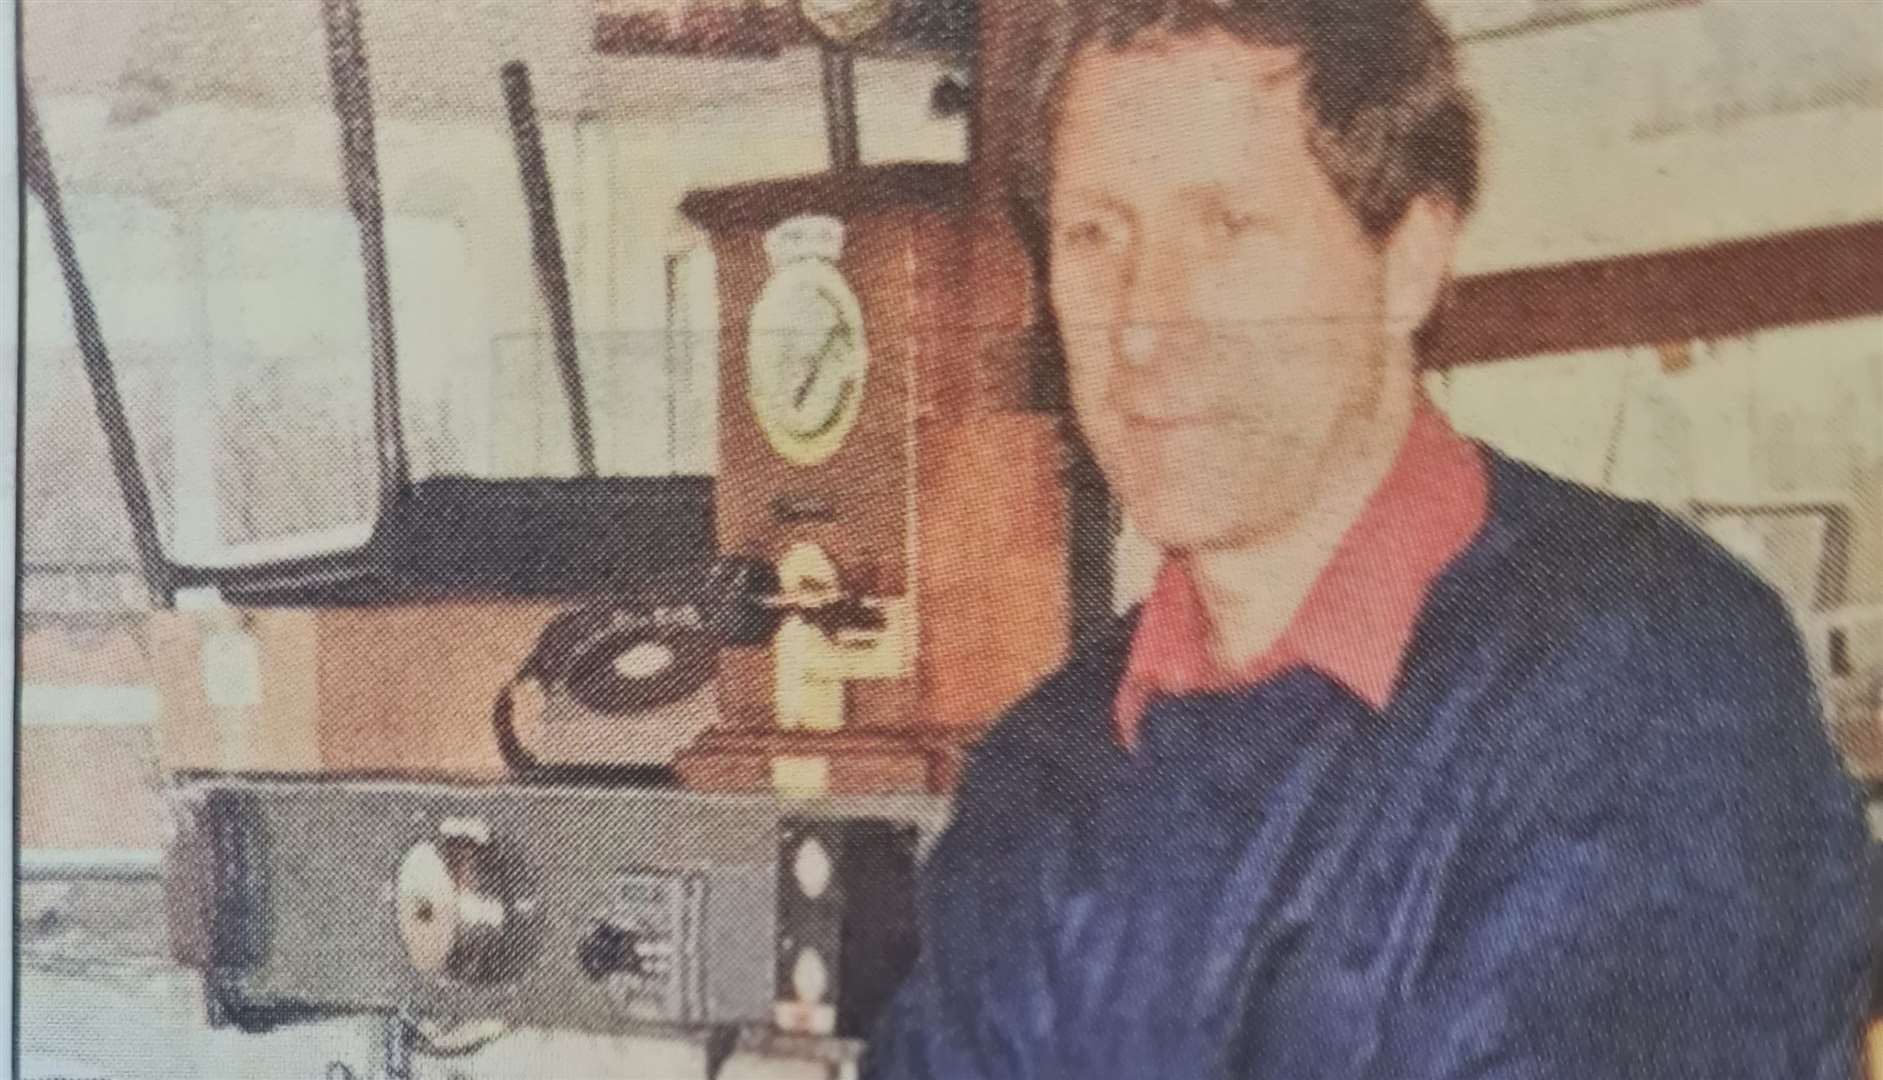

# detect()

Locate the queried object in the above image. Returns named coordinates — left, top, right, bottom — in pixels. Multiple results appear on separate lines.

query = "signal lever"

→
left=759, top=542, right=914, bottom=733
left=489, top=548, right=909, bottom=784
left=708, top=549, right=894, bottom=646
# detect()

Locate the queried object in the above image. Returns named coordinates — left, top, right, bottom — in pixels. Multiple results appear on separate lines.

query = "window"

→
left=25, top=195, right=482, bottom=570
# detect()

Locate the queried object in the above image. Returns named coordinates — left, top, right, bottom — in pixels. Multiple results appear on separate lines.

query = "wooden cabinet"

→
left=673, top=163, right=1067, bottom=795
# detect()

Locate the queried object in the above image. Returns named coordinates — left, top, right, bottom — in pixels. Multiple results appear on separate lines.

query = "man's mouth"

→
left=1123, top=412, right=1230, bottom=431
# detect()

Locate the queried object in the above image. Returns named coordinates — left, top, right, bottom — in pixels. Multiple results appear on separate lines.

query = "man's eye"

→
left=1061, top=211, right=1134, bottom=250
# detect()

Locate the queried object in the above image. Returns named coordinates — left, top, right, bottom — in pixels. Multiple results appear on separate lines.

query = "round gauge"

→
left=746, top=258, right=869, bottom=467
left=799, top=0, right=895, bottom=44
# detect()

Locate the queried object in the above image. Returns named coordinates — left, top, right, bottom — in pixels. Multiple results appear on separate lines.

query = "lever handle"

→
left=704, top=556, right=785, bottom=647
left=703, top=551, right=894, bottom=644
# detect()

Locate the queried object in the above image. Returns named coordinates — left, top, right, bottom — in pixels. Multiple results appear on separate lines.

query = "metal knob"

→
left=393, top=820, right=515, bottom=983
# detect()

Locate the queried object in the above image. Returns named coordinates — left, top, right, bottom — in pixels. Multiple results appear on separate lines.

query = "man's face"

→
left=1047, top=30, right=1417, bottom=553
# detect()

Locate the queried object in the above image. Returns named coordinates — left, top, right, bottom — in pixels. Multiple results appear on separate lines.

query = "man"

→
left=862, top=1, right=1869, bottom=1077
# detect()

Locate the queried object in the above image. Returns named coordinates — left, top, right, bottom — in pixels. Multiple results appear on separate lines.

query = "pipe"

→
left=18, top=848, right=163, bottom=881
left=821, top=46, right=861, bottom=172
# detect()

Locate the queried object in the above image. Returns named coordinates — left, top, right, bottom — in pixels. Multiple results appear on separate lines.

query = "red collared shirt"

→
left=1115, top=399, right=1490, bottom=749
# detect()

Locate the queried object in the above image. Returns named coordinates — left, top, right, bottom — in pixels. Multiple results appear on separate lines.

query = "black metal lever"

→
left=502, top=60, right=600, bottom=479
left=322, top=0, right=412, bottom=509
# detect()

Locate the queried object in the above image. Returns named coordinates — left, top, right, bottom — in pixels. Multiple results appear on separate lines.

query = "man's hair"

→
left=1009, top=0, right=1481, bottom=251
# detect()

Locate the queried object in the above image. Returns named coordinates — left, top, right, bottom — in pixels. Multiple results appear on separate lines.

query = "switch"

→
left=579, top=919, right=676, bottom=984
left=577, top=921, right=642, bottom=980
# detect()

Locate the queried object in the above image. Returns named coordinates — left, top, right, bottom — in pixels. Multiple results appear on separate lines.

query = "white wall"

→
left=1452, top=0, right=1883, bottom=273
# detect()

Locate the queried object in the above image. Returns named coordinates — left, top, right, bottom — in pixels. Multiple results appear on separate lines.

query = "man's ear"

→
left=1382, top=194, right=1461, bottom=341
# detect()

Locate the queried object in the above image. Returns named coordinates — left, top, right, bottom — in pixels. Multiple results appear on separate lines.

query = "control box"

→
left=163, top=773, right=951, bottom=1039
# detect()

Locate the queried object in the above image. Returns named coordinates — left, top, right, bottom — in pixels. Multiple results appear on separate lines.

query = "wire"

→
left=403, top=1013, right=512, bottom=1059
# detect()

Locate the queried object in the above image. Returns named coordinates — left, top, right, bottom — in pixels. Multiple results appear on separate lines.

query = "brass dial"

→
left=746, top=258, right=869, bottom=467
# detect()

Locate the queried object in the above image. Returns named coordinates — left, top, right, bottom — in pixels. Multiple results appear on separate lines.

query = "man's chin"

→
left=1131, top=504, right=1281, bottom=557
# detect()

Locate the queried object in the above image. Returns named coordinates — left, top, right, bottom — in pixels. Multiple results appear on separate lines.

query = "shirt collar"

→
left=1115, top=397, right=1489, bottom=749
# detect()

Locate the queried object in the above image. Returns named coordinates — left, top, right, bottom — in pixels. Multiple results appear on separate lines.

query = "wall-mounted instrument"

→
left=671, top=166, right=1069, bottom=797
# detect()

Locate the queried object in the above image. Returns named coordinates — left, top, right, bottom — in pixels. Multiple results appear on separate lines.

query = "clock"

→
left=798, top=0, right=895, bottom=45
left=746, top=215, right=869, bottom=467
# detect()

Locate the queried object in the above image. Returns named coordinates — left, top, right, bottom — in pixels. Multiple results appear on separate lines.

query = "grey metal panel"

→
left=20, top=849, right=164, bottom=881
left=171, top=775, right=952, bottom=1038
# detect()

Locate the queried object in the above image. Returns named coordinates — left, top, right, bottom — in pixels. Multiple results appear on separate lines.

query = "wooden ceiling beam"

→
left=1425, top=220, right=1883, bottom=368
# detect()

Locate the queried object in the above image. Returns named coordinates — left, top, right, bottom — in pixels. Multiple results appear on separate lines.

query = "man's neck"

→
left=1184, top=371, right=1419, bottom=670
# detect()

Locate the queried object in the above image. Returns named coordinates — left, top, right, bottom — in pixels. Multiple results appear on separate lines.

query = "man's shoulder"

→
left=950, top=614, right=1136, bottom=788
left=1465, top=451, right=1822, bottom=767
left=1477, top=451, right=1794, bottom=643
left=1449, top=456, right=1860, bottom=861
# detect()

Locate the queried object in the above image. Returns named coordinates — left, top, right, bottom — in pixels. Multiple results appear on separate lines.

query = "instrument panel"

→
left=164, top=774, right=951, bottom=1042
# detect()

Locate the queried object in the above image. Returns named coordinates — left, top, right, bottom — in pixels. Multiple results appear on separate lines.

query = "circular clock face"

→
left=799, top=0, right=894, bottom=44
left=747, top=259, right=868, bottom=467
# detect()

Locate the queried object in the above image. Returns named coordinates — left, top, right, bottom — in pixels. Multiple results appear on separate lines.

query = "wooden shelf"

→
left=674, top=728, right=970, bottom=795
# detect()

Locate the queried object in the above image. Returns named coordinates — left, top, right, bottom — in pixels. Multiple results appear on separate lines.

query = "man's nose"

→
left=1116, top=242, right=1201, bottom=366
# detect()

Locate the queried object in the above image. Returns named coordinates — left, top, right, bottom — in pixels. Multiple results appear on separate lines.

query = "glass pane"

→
left=23, top=0, right=380, bottom=571
left=22, top=196, right=185, bottom=573
left=189, top=206, right=378, bottom=565
left=486, top=329, right=684, bottom=478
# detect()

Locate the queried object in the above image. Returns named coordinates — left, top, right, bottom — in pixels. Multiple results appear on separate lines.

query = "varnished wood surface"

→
left=149, top=602, right=571, bottom=778
left=20, top=726, right=163, bottom=850
left=687, top=167, right=1069, bottom=791
left=971, top=0, right=1039, bottom=210
left=680, top=163, right=967, bottom=233
left=20, top=617, right=152, bottom=686
left=916, top=413, right=1067, bottom=733
left=148, top=608, right=323, bottom=775
left=674, top=729, right=944, bottom=795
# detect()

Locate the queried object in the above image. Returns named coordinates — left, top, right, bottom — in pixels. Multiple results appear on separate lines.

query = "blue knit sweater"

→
left=862, top=449, right=1869, bottom=1079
